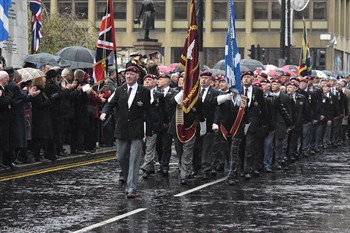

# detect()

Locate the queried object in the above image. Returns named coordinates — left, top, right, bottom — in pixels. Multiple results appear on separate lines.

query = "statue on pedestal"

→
left=134, top=0, right=157, bottom=42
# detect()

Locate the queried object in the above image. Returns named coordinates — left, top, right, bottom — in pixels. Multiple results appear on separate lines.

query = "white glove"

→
left=174, top=90, right=184, bottom=104
left=212, top=123, right=219, bottom=132
left=200, top=120, right=207, bottom=136
left=108, top=91, right=115, bottom=102
left=217, top=93, right=233, bottom=105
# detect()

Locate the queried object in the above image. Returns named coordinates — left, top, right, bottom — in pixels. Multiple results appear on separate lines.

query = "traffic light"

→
left=248, top=45, right=256, bottom=59
left=256, top=44, right=266, bottom=62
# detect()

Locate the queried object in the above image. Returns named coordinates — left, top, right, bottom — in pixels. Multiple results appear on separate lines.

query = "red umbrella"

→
left=158, top=65, right=173, bottom=72
left=282, top=65, right=299, bottom=76
left=168, top=63, right=179, bottom=69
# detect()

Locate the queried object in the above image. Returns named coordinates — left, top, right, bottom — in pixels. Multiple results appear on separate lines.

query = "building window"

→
left=42, top=0, right=50, bottom=14
left=294, top=5, right=310, bottom=19
left=173, top=1, right=188, bottom=20
left=235, top=1, right=246, bottom=20
left=313, top=1, right=327, bottom=20
left=213, top=2, right=227, bottom=20
left=253, top=2, right=268, bottom=20
left=97, top=1, right=127, bottom=20
left=271, top=1, right=281, bottom=20
left=58, top=1, right=72, bottom=15
left=75, top=2, right=88, bottom=19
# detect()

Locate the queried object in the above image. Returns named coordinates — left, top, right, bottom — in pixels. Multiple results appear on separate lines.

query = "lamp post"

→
left=198, top=0, right=204, bottom=71
left=280, top=0, right=291, bottom=66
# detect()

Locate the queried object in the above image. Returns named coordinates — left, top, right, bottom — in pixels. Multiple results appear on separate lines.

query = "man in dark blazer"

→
left=140, top=74, right=169, bottom=179
left=156, top=73, right=177, bottom=176
left=100, top=66, right=152, bottom=199
left=240, top=71, right=268, bottom=179
left=271, top=78, right=292, bottom=170
left=0, top=71, right=12, bottom=169
left=197, top=71, right=220, bottom=179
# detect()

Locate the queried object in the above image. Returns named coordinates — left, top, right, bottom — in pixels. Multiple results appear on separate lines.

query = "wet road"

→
left=1, top=145, right=350, bottom=232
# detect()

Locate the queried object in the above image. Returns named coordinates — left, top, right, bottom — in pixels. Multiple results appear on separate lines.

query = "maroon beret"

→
left=300, top=77, right=309, bottom=83
left=290, top=76, right=300, bottom=81
left=143, top=74, right=158, bottom=81
left=286, top=82, right=298, bottom=88
left=271, top=78, right=282, bottom=84
left=200, top=71, right=212, bottom=77
left=260, top=79, right=270, bottom=84
left=125, top=66, right=139, bottom=73
left=283, top=72, right=291, bottom=77
left=258, top=73, right=268, bottom=79
left=218, top=77, right=226, bottom=82
left=159, top=73, right=171, bottom=79
left=241, top=70, right=254, bottom=78
left=252, top=81, right=262, bottom=87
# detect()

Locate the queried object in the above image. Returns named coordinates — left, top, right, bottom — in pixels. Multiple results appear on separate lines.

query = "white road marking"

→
left=174, top=177, right=227, bottom=197
left=72, top=208, right=147, bottom=233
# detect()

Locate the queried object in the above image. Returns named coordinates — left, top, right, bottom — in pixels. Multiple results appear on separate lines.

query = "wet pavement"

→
left=1, top=145, right=350, bottom=232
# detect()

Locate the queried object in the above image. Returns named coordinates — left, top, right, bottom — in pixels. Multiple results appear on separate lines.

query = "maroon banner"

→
left=179, top=0, right=199, bottom=113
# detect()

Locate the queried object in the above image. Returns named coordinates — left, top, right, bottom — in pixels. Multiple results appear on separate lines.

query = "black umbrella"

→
left=55, top=46, right=95, bottom=69
left=240, top=59, right=264, bottom=71
left=213, top=59, right=251, bottom=72
left=23, top=53, right=70, bottom=67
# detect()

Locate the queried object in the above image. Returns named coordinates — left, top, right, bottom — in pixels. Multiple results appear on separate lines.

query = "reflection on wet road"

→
left=1, top=146, right=350, bottom=232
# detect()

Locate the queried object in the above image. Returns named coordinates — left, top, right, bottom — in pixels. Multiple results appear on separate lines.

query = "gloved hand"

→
left=200, top=119, right=207, bottom=136
left=217, top=93, right=233, bottom=105
left=212, top=123, right=219, bottom=132
left=174, top=90, right=184, bottom=104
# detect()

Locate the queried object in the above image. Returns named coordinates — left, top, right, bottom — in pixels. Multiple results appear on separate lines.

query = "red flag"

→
left=93, top=0, right=117, bottom=83
left=179, top=0, right=199, bottom=113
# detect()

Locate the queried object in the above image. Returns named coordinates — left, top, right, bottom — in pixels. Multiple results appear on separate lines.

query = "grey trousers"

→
left=201, top=132, right=215, bottom=174
left=141, top=133, right=157, bottom=172
left=175, top=136, right=196, bottom=180
left=117, top=139, right=143, bottom=193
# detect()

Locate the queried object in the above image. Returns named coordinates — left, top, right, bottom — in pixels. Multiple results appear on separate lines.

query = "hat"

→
left=286, top=82, right=297, bottom=88
left=159, top=73, right=171, bottom=79
left=241, top=70, right=254, bottom=78
left=300, top=77, right=309, bottom=83
left=108, top=67, right=116, bottom=75
left=140, top=54, right=148, bottom=59
left=125, top=66, right=139, bottom=73
left=276, top=68, right=284, bottom=73
left=258, top=73, right=268, bottom=79
left=218, top=77, right=226, bottom=82
left=252, top=81, right=262, bottom=87
left=290, top=76, right=300, bottom=81
left=118, top=68, right=125, bottom=74
left=199, top=71, right=212, bottom=77
left=283, top=72, right=291, bottom=77
left=149, top=51, right=159, bottom=57
left=130, top=51, right=141, bottom=57
left=143, top=74, right=158, bottom=81
left=260, top=79, right=270, bottom=84
left=271, top=78, right=282, bottom=84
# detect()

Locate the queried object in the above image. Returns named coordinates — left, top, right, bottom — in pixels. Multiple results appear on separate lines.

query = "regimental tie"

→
left=127, top=87, right=132, bottom=99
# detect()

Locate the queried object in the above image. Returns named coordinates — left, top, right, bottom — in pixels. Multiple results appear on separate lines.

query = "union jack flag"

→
left=30, top=0, right=43, bottom=52
left=93, top=0, right=117, bottom=83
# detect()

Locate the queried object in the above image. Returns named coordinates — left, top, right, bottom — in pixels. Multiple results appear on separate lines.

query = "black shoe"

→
left=228, top=179, right=237, bottom=186
left=180, top=179, right=188, bottom=185
left=265, top=168, right=272, bottom=173
left=119, top=176, right=126, bottom=184
left=244, top=173, right=251, bottom=180
left=202, top=173, right=209, bottom=180
left=0, top=163, right=9, bottom=169
left=253, top=170, right=260, bottom=177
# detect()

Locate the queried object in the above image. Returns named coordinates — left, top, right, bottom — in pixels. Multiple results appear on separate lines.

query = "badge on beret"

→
left=137, top=101, right=144, bottom=106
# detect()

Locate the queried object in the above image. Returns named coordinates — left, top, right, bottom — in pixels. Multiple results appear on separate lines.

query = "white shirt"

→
left=201, top=87, right=209, bottom=102
left=127, top=83, right=138, bottom=108
left=162, top=86, right=170, bottom=97
left=244, top=85, right=253, bottom=107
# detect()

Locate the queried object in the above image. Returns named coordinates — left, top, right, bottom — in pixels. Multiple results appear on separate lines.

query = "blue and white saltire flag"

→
left=0, top=0, right=12, bottom=42
left=225, top=0, right=241, bottom=92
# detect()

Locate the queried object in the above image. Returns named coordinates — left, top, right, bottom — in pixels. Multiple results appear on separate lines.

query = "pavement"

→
left=0, top=146, right=116, bottom=177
